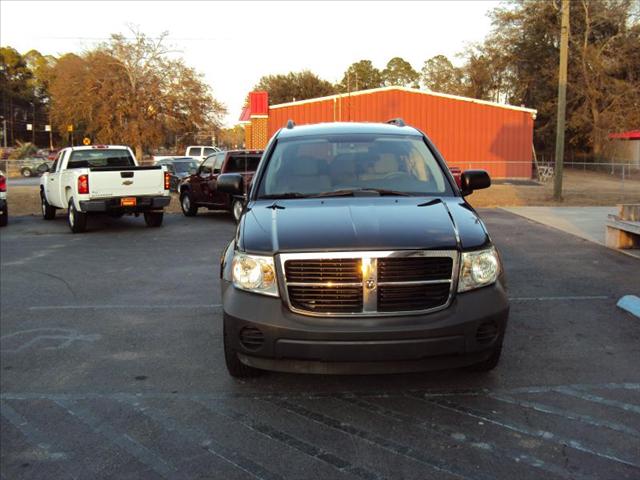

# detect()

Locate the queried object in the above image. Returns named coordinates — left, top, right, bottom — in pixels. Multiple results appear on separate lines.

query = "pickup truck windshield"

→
left=67, top=149, right=136, bottom=169
left=258, top=134, right=453, bottom=198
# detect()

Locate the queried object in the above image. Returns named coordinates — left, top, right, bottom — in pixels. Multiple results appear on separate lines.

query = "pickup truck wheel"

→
left=144, top=211, right=163, bottom=227
left=180, top=192, right=198, bottom=217
left=0, top=206, right=7, bottom=227
left=21, top=167, right=33, bottom=177
left=67, top=199, right=87, bottom=233
left=41, top=194, right=56, bottom=220
left=224, top=326, right=262, bottom=378
left=232, top=199, right=244, bottom=223
left=465, top=342, right=502, bottom=372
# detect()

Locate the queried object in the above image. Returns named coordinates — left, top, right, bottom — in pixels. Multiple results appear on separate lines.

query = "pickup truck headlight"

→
left=458, top=247, right=500, bottom=292
left=232, top=253, right=279, bottom=297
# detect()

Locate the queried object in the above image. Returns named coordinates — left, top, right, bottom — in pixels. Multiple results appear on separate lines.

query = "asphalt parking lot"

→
left=1, top=210, right=639, bottom=480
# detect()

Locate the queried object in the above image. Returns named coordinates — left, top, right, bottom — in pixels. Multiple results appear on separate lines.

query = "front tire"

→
left=67, top=199, right=87, bottom=233
left=144, top=211, right=163, bottom=227
left=21, top=167, right=33, bottom=178
left=180, top=191, right=198, bottom=217
left=465, top=342, right=503, bottom=372
left=224, top=326, right=262, bottom=378
left=232, top=199, right=244, bottom=223
left=0, top=205, right=7, bottom=227
left=41, top=194, right=56, bottom=220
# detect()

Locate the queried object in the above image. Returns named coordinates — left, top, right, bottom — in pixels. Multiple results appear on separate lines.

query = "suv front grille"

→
left=285, top=259, right=362, bottom=283
left=281, top=251, right=457, bottom=317
left=378, top=257, right=453, bottom=282
left=288, top=285, right=363, bottom=313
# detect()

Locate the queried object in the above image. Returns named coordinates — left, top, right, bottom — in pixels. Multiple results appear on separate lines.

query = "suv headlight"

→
left=232, top=253, right=279, bottom=297
left=458, top=247, right=500, bottom=292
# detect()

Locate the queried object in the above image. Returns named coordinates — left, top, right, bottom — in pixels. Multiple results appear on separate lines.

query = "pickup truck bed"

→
left=40, top=145, right=171, bottom=233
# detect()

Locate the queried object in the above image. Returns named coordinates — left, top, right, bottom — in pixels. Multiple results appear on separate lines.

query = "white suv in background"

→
left=185, top=146, right=220, bottom=163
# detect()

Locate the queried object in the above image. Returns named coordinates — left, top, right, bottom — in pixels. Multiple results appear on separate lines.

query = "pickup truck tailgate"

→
left=88, top=167, right=166, bottom=197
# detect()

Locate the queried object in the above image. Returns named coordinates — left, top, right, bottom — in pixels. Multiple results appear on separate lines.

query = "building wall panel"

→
left=267, top=88, right=533, bottom=178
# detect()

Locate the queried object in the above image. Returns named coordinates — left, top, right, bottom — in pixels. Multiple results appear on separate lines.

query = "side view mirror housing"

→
left=460, top=170, right=491, bottom=196
left=217, top=173, right=243, bottom=195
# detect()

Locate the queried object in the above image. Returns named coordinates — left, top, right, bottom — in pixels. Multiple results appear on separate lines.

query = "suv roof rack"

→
left=286, top=119, right=296, bottom=129
left=386, top=118, right=406, bottom=127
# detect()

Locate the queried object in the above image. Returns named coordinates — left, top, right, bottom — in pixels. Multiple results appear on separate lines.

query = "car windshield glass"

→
left=172, top=161, right=199, bottom=173
left=68, top=149, right=135, bottom=168
left=258, top=134, right=452, bottom=198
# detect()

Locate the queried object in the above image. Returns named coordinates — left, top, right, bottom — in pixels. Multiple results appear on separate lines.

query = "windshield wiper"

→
left=310, top=188, right=413, bottom=198
left=259, top=192, right=309, bottom=199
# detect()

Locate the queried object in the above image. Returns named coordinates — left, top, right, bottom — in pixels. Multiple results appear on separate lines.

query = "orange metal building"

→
left=242, top=87, right=537, bottom=178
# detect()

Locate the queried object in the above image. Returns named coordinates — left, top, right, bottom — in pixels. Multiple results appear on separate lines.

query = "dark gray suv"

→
left=218, top=120, right=508, bottom=377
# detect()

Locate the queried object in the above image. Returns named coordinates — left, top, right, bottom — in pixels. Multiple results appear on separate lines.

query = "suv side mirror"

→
left=217, top=173, right=243, bottom=194
left=460, top=170, right=491, bottom=196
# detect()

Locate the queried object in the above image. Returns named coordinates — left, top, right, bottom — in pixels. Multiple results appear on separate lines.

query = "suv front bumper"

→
left=222, top=280, right=509, bottom=374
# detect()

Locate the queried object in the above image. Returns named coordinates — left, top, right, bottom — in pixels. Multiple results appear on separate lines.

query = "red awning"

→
left=608, top=130, right=640, bottom=140
left=239, top=105, right=251, bottom=122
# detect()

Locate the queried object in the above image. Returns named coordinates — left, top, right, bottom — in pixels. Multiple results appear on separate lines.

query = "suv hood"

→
left=239, top=197, right=489, bottom=253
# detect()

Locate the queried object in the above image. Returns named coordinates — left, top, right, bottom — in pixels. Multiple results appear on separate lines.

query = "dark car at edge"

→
left=218, top=121, right=509, bottom=377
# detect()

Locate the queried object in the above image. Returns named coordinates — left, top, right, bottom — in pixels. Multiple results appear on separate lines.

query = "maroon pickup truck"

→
left=179, top=150, right=263, bottom=222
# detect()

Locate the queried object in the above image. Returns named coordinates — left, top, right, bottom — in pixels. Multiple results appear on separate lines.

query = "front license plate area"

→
left=120, top=197, right=137, bottom=207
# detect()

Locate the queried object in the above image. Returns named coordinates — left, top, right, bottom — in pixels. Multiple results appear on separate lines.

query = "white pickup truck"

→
left=40, top=145, right=171, bottom=233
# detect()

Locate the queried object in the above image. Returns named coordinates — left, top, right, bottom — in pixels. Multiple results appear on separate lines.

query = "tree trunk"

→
left=135, top=145, right=143, bottom=164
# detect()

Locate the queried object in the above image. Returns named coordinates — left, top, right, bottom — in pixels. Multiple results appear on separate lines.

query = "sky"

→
left=0, top=0, right=497, bottom=127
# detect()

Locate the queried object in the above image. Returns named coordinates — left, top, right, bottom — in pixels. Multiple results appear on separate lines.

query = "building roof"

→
left=608, top=130, right=640, bottom=140
left=269, top=86, right=538, bottom=116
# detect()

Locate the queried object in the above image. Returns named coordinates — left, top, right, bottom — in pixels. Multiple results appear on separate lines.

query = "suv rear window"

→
left=67, top=149, right=136, bottom=169
left=225, top=154, right=262, bottom=173
left=258, top=134, right=452, bottom=197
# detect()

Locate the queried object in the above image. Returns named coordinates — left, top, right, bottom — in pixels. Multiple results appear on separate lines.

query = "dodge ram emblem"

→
left=365, top=279, right=376, bottom=290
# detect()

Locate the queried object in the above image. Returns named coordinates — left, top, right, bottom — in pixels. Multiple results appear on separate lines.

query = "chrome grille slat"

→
left=280, top=250, right=458, bottom=317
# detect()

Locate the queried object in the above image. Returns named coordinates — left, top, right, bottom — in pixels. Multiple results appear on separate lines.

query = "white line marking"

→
left=489, top=393, right=640, bottom=438
left=28, top=304, right=222, bottom=311
left=54, top=399, right=178, bottom=479
left=422, top=397, right=640, bottom=469
left=1, top=401, right=68, bottom=461
left=555, top=387, right=640, bottom=414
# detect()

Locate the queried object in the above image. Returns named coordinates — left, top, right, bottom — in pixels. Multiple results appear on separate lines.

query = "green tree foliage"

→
left=254, top=70, right=335, bottom=105
left=382, top=57, right=420, bottom=88
left=474, top=0, right=640, bottom=154
left=337, top=60, right=383, bottom=92
left=217, top=125, right=246, bottom=149
left=49, top=30, right=226, bottom=158
left=420, top=55, right=465, bottom=95
left=0, top=46, right=34, bottom=101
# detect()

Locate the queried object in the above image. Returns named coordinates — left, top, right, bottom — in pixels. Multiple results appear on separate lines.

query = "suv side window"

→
left=188, top=147, right=202, bottom=157
left=213, top=153, right=225, bottom=174
left=53, top=151, right=64, bottom=172
left=200, top=155, right=215, bottom=176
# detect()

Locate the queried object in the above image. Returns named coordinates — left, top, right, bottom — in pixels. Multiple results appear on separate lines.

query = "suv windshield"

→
left=258, top=134, right=453, bottom=198
left=68, top=149, right=135, bottom=168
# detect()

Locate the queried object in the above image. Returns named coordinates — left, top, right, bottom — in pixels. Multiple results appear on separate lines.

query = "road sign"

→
left=82, top=137, right=91, bottom=146
left=45, top=125, right=51, bottom=132
left=67, top=125, right=74, bottom=132
left=26, top=123, right=33, bottom=131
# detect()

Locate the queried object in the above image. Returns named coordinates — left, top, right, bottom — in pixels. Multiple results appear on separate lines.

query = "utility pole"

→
left=553, top=0, right=570, bottom=200
left=31, top=102, right=36, bottom=145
